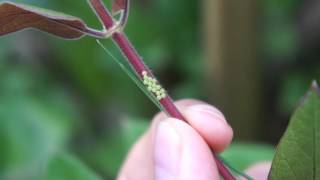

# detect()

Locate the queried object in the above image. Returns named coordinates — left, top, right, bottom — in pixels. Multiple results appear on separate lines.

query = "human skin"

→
left=117, top=99, right=271, bottom=180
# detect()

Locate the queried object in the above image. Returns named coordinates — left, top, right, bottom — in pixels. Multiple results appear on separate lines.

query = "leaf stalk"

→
left=88, top=0, right=236, bottom=179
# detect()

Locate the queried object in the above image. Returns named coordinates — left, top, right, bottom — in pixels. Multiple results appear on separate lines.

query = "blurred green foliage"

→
left=221, top=143, right=275, bottom=171
left=45, top=153, right=102, bottom=180
left=0, top=0, right=319, bottom=179
left=0, top=0, right=200, bottom=178
left=261, top=0, right=320, bottom=115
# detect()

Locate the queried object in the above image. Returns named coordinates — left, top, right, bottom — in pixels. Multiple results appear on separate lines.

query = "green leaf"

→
left=0, top=1, right=100, bottom=39
left=45, top=153, right=102, bottom=180
left=269, top=81, right=320, bottom=179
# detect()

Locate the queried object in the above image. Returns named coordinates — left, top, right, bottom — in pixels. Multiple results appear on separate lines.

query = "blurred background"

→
left=0, top=0, right=319, bottom=179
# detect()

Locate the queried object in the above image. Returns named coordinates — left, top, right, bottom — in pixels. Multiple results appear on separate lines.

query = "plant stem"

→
left=88, top=0, right=235, bottom=179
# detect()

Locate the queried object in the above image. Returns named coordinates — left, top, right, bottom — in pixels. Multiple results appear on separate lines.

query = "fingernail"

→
left=154, top=120, right=181, bottom=180
left=188, top=104, right=228, bottom=124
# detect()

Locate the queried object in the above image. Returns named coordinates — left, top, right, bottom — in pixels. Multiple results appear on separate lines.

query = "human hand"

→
left=118, top=99, right=271, bottom=180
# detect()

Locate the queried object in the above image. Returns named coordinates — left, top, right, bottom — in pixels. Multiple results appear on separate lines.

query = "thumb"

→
left=154, top=118, right=220, bottom=180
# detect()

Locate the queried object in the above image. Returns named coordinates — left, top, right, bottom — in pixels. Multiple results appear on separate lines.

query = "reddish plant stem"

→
left=89, top=0, right=235, bottom=179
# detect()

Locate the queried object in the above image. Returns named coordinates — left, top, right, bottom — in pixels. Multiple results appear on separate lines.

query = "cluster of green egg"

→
left=142, top=71, right=166, bottom=100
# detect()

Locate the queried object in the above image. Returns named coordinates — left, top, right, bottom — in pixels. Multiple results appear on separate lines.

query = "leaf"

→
left=112, top=0, right=128, bottom=14
left=0, top=1, right=92, bottom=39
left=45, top=153, right=102, bottom=180
left=269, top=81, right=320, bottom=179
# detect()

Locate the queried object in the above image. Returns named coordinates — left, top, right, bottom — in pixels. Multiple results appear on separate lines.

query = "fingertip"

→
left=182, top=104, right=233, bottom=152
left=152, top=99, right=207, bottom=127
left=188, top=104, right=226, bottom=123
